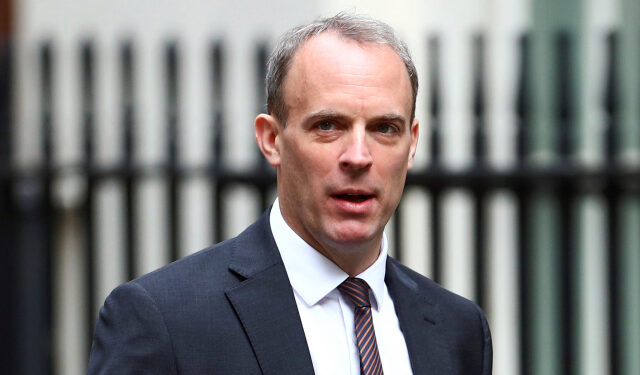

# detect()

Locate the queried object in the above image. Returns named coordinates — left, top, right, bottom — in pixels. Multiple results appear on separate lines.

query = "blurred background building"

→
left=1, top=0, right=639, bottom=374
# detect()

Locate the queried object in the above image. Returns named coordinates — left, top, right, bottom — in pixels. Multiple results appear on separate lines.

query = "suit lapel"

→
left=224, top=211, right=315, bottom=375
left=386, top=259, right=448, bottom=374
left=224, top=211, right=453, bottom=374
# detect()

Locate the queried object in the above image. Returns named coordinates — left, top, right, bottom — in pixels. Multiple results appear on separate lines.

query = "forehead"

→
left=282, top=32, right=413, bottom=119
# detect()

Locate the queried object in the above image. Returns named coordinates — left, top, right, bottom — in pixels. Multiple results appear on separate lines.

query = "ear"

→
left=407, top=118, right=419, bottom=170
left=255, top=113, right=282, bottom=166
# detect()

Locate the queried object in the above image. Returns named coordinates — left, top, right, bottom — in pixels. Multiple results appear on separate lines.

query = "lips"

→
left=331, top=189, right=376, bottom=214
left=328, top=189, right=376, bottom=215
left=333, top=194, right=373, bottom=203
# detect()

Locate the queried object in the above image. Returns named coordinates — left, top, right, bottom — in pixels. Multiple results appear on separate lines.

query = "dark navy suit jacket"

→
left=88, top=210, right=492, bottom=374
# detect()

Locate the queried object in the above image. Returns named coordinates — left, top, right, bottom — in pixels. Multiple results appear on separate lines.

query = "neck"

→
left=276, top=197, right=384, bottom=277
left=317, top=239, right=382, bottom=277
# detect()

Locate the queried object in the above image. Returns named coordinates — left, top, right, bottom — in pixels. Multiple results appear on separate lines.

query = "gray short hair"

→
left=266, top=12, right=419, bottom=124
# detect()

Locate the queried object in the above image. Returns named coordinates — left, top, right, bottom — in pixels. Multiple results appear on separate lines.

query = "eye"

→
left=376, top=123, right=396, bottom=134
left=318, top=121, right=336, bottom=131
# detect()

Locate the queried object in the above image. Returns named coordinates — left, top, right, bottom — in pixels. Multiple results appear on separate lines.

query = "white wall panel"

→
left=401, top=187, right=432, bottom=277
left=487, top=191, right=520, bottom=375
left=94, top=180, right=126, bottom=311
left=53, top=213, right=87, bottom=375
left=136, top=179, right=169, bottom=276
left=442, top=189, right=475, bottom=300
left=575, top=195, right=610, bottom=375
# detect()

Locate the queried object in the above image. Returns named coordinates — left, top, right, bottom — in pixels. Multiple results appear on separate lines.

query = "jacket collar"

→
left=225, top=209, right=315, bottom=375
left=225, top=209, right=447, bottom=375
left=385, top=259, right=445, bottom=374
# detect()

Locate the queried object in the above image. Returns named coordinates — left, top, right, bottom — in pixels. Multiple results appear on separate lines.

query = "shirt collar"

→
left=270, top=198, right=387, bottom=311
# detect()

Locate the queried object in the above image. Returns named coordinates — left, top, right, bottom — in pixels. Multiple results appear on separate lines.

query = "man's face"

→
left=261, top=32, right=418, bottom=271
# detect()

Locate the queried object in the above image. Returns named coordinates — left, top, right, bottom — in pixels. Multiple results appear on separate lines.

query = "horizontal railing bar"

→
left=2, top=164, right=639, bottom=191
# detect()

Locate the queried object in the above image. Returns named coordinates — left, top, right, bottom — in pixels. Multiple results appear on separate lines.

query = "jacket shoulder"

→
left=133, top=236, right=237, bottom=292
left=387, top=257, right=487, bottom=324
left=387, top=257, right=493, bottom=374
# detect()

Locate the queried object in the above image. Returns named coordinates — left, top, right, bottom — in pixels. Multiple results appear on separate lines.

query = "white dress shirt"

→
left=270, top=198, right=413, bottom=375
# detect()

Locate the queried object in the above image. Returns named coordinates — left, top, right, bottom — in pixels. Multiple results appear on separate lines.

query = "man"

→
left=88, top=12, right=492, bottom=375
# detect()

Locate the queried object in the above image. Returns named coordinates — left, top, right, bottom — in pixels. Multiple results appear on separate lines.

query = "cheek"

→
left=378, top=147, right=410, bottom=170
left=281, top=142, right=330, bottom=186
left=378, top=151, right=411, bottom=190
left=291, top=143, right=334, bottom=171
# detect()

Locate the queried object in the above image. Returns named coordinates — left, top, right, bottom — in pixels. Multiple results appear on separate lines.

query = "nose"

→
left=338, top=128, right=373, bottom=171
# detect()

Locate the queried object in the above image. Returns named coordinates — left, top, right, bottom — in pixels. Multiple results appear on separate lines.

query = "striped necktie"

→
left=338, top=277, right=384, bottom=375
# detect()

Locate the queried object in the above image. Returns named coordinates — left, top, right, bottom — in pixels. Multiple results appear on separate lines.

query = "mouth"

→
left=331, top=191, right=375, bottom=203
left=333, top=194, right=372, bottom=203
left=329, top=190, right=376, bottom=214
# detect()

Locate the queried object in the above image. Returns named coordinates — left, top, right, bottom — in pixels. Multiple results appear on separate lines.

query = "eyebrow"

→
left=372, top=113, right=407, bottom=125
left=303, top=110, right=345, bottom=123
left=304, top=110, right=407, bottom=126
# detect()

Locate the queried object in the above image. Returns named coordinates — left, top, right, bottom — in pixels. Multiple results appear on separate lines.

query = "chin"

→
left=326, top=226, right=379, bottom=248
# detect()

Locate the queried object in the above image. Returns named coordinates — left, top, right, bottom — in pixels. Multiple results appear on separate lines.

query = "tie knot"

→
left=338, top=278, right=371, bottom=307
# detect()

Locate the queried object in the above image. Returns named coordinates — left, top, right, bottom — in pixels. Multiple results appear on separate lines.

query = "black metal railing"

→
left=1, top=31, right=639, bottom=375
